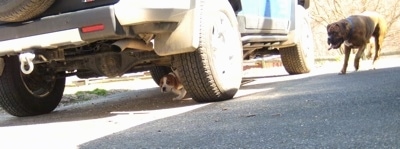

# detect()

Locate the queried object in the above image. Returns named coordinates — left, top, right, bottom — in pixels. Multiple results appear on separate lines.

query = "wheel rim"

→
left=299, top=11, right=314, bottom=68
left=301, top=19, right=313, bottom=58
left=210, top=12, right=242, bottom=88
left=20, top=71, right=55, bottom=98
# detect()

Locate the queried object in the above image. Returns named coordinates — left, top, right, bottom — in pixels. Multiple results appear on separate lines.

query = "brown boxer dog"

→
left=327, top=11, right=387, bottom=74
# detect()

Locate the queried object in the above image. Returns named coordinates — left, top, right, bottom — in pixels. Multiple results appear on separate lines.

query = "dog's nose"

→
left=162, top=87, right=166, bottom=92
left=327, top=37, right=332, bottom=45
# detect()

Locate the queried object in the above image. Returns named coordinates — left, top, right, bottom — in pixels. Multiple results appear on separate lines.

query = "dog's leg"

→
left=365, top=43, right=373, bottom=60
left=365, top=38, right=374, bottom=60
left=372, top=35, right=384, bottom=69
left=172, top=88, right=187, bottom=100
left=340, top=46, right=352, bottom=75
left=354, top=45, right=366, bottom=71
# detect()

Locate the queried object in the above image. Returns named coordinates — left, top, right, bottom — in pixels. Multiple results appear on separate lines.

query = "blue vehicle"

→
left=238, top=0, right=314, bottom=74
left=0, top=0, right=313, bottom=117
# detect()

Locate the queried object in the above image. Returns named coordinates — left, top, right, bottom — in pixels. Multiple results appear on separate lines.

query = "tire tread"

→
left=0, top=0, right=55, bottom=22
left=0, top=56, right=65, bottom=117
left=280, top=46, right=310, bottom=74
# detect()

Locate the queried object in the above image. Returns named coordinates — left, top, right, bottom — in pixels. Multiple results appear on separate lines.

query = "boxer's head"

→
left=326, top=21, right=351, bottom=50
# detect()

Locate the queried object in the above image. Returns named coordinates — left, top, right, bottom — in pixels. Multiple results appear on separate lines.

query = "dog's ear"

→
left=171, top=76, right=180, bottom=89
left=340, top=21, right=347, bottom=31
left=326, top=24, right=331, bottom=31
left=340, top=21, right=352, bottom=35
left=327, top=23, right=340, bottom=32
left=159, top=78, right=163, bottom=86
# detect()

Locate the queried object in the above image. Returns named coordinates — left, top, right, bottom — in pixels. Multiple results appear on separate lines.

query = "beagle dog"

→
left=159, top=72, right=187, bottom=100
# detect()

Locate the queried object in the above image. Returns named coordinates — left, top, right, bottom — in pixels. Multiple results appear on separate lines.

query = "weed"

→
left=75, top=88, right=108, bottom=96
left=74, top=88, right=108, bottom=101
left=91, top=88, right=108, bottom=96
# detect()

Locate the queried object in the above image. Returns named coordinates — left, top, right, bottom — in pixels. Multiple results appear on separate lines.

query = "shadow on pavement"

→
left=79, top=66, right=400, bottom=148
left=0, top=87, right=198, bottom=127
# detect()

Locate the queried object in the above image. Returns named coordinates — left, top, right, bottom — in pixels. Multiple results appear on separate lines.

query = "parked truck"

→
left=0, top=0, right=313, bottom=117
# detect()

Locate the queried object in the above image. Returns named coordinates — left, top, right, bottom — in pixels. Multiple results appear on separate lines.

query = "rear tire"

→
left=280, top=5, right=314, bottom=74
left=0, top=56, right=65, bottom=117
left=0, top=0, right=55, bottom=22
left=149, top=66, right=172, bottom=86
left=174, top=0, right=243, bottom=102
left=280, top=45, right=313, bottom=74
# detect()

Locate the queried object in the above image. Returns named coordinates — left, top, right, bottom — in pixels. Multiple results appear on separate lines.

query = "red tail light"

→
left=81, top=24, right=105, bottom=33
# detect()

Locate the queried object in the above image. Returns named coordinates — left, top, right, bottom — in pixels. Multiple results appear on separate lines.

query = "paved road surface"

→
left=0, top=56, right=399, bottom=148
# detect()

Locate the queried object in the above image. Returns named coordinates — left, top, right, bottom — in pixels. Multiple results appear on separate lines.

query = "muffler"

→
left=112, top=39, right=153, bottom=52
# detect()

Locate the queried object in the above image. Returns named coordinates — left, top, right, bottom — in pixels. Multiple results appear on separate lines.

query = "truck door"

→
left=237, top=0, right=294, bottom=35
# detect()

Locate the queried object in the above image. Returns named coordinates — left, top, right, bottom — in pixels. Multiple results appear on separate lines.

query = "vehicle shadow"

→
left=79, top=66, right=400, bottom=149
left=0, top=87, right=198, bottom=127
left=3, top=66, right=397, bottom=127
left=0, top=72, right=290, bottom=127
left=241, top=74, right=288, bottom=86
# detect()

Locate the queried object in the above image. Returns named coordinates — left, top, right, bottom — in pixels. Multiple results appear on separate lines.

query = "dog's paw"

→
left=370, top=65, right=376, bottom=70
left=339, top=69, right=347, bottom=75
left=172, top=97, right=183, bottom=101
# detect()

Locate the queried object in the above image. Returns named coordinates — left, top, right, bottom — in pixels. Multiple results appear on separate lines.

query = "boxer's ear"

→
left=326, top=24, right=335, bottom=31
left=340, top=21, right=351, bottom=34
left=341, top=22, right=347, bottom=29
left=327, top=23, right=340, bottom=31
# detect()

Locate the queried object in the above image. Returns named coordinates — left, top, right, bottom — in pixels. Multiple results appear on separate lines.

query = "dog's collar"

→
left=346, top=18, right=353, bottom=39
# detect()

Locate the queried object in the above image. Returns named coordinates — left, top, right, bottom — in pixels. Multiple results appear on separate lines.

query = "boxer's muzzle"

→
left=327, top=35, right=344, bottom=50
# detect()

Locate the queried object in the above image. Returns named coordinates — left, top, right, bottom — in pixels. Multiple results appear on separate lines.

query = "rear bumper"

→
left=114, top=0, right=193, bottom=25
left=0, top=6, right=118, bottom=55
left=0, top=0, right=194, bottom=55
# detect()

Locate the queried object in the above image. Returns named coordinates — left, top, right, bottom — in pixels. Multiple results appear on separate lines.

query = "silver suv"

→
left=0, top=0, right=313, bottom=117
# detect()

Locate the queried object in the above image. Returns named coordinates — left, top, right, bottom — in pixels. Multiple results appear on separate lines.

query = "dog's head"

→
left=327, top=20, right=351, bottom=50
left=159, top=73, right=179, bottom=93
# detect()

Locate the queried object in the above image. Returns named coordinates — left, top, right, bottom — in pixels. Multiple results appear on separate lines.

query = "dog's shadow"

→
left=0, top=87, right=198, bottom=127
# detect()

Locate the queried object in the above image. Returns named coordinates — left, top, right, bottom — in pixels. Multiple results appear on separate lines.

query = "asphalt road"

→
left=0, top=57, right=399, bottom=148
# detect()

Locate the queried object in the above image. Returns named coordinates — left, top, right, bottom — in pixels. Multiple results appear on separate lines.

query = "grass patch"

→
left=74, top=88, right=108, bottom=101
left=75, top=88, right=108, bottom=96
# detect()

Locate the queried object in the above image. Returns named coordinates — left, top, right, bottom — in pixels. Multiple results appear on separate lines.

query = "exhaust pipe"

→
left=112, top=39, right=153, bottom=52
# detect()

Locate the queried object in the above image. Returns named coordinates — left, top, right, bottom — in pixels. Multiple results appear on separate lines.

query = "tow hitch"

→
left=19, top=53, right=35, bottom=74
